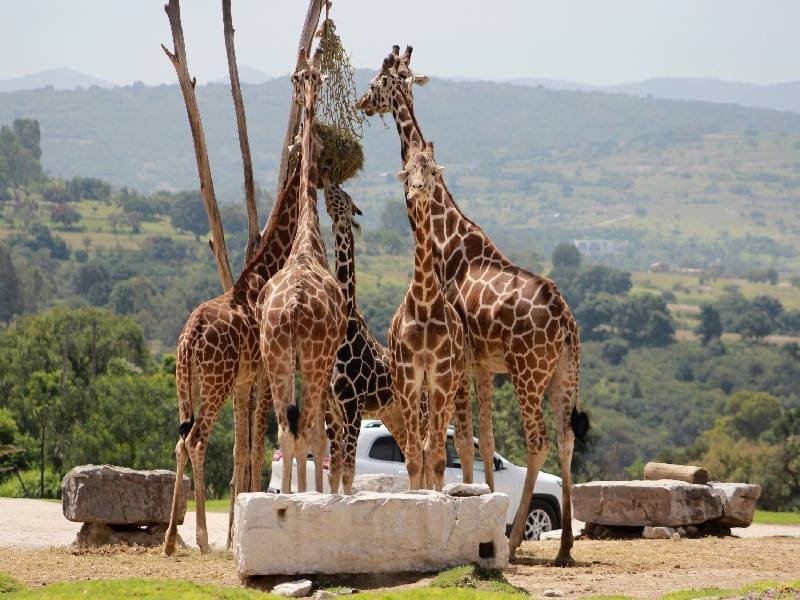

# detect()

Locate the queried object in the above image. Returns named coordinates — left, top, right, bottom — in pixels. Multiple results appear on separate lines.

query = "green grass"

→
left=660, top=579, right=800, bottom=600
left=0, top=573, right=24, bottom=593
left=429, top=565, right=523, bottom=595
left=0, top=576, right=524, bottom=599
left=187, top=498, right=231, bottom=513
left=753, top=510, right=800, bottom=525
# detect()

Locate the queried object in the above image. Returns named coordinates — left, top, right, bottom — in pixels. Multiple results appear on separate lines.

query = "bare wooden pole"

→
left=273, top=0, right=324, bottom=197
left=163, top=0, right=234, bottom=291
left=222, top=0, right=260, bottom=266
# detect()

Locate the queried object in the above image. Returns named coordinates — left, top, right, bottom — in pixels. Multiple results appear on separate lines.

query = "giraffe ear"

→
left=413, top=75, right=430, bottom=87
left=397, top=170, right=409, bottom=183
left=431, top=165, right=444, bottom=176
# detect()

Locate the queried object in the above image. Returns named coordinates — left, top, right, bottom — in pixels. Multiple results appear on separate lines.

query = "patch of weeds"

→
left=0, top=573, right=25, bottom=594
left=430, top=565, right=524, bottom=595
left=1, top=578, right=271, bottom=599
left=662, top=580, right=800, bottom=600
left=581, top=596, right=634, bottom=600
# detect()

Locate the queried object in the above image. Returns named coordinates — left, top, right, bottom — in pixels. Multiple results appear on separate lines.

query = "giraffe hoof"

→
left=163, top=542, right=176, bottom=557
left=553, top=552, right=575, bottom=567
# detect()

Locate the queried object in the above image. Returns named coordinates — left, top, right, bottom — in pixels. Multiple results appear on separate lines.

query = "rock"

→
left=642, top=526, right=675, bottom=539
left=272, top=579, right=313, bottom=597
left=572, top=480, right=723, bottom=527
left=708, top=482, right=761, bottom=527
left=671, top=531, right=681, bottom=541
left=74, top=522, right=180, bottom=548
left=685, top=525, right=698, bottom=536
left=351, top=473, right=409, bottom=494
left=677, top=527, right=687, bottom=537
left=61, top=465, right=190, bottom=525
left=311, top=592, right=336, bottom=600
left=442, top=483, right=491, bottom=497
left=232, top=491, right=510, bottom=576
left=542, top=590, right=565, bottom=597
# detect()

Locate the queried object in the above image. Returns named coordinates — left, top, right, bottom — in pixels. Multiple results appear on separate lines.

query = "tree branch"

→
left=273, top=0, right=324, bottom=198
left=222, top=0, right=260, bottom=266
left=163, top=0, right=234, bottom=291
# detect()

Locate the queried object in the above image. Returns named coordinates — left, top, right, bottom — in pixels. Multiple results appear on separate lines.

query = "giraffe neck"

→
left=235, top=164, right=300, bottom=293
left=333, top=222, right=356, bottom=314
left=291, top=102, right=326, bottom=262
left=409, top=192, right=439, bottom=306
left=388, top=87, right=507, bottom=285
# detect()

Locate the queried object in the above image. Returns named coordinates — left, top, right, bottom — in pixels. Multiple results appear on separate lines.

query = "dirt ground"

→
left=1, top=537, right=799, bottom=598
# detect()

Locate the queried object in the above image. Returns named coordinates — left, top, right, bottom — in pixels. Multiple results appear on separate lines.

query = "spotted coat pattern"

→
left=256, top=49, right=347, bottom=496
left=357, top=46, right=583, bottom=564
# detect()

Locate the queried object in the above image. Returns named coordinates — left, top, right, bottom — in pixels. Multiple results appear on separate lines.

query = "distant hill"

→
left=0, top=68, right=115, bottom=92
left=1, top=69, right=800, bottom=193
left=503, top=76, right=800, bottom=113
left=212, top=64, right=272, bottom=85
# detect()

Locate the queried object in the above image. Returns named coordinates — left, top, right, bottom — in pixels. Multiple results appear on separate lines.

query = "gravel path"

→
left=1, top=498, right=798, bottom=549
left=0, top=498, right=230, bottom=549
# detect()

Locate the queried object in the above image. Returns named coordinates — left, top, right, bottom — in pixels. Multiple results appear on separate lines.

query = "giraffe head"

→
left=291, top=47, right=325, bottom=109
left=355, top=45, right=430, bottom=116
left=397, top=142, right=443, bottom=203
left=322, top=170, right=362, bottom=235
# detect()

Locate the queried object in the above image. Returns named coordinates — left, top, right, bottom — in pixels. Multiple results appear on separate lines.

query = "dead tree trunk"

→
left=222, top=0, right=260, bottom=266
left=273, top=0, right=324, bottom=197
left=163, top=0, right=234, bottom=291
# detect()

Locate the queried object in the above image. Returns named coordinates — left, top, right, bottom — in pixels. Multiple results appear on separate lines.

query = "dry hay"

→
left=317, top=122, right=364, bottom=185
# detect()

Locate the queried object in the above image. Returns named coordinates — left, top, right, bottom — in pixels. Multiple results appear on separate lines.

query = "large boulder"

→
left=708, top=482, right=761, bottom=527
left=572, top=480, right=723, bottom=527
left=61, top=465, right=190, bottom=525
left=232, top=491, right=510, bottom=576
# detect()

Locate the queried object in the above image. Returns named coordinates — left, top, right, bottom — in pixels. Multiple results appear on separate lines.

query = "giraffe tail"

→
left=176, top=337, right=196, bottom=440
left=567, top=330, right=590, bottom=443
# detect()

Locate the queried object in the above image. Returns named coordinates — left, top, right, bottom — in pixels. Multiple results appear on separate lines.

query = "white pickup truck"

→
left=268, top=419, right=564, bottom=540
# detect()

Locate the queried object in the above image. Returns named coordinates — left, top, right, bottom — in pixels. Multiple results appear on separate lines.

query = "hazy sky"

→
left=2, top=1, right=798, bottom=86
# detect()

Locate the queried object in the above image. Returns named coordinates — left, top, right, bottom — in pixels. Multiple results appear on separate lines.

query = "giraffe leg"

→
left=311, top=397, right=327, bottom=493
left=326, top=394, right=344, bottom=494
left=185, top=426, right=213, bottom=554
left=424, top=383, right=450, bottom=491
left=548, top=353, right=579, bottom=567
left=163, top=436, right=188, bottom=556
left=341, top=405, right=362, bottom=494
left=505, top=368, right=550, bottom=559
left=270, top=364, right=297, bottom=494
left=227, top=384, right=251, bottom=550
left=249, top=378, right=272, bottom=492
left=397, top=375, right=423, bottom=490
left=474, top=367, right=497, bottom=492
left=452, top=374, right=474, bottom=485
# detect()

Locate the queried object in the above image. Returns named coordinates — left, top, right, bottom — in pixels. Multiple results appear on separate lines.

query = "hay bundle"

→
left=315, top=17, right=365, bottom=184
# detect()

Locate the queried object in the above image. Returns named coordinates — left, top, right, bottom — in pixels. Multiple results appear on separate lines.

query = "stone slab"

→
left=61, top=464, right=191, bottom=525
left=351, top=473, right=409, bottom=494
left=442, top=483, right=491, bottom=497
left=709, top=482, right=761, bottom=527
left=232, top=491, right=509, bottom=576
left=572, top=480, right=723, bottom=527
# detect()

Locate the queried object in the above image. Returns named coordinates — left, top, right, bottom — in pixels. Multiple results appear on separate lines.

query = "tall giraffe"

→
left=321, top=173, right=408, bottom=493
left=257, top=48, right=346, bottom=495
left=357, top=46, right=589, bottom=563
left=389, top=141, right=466, bottom=491
left=162, top=161, right=301, bottom=556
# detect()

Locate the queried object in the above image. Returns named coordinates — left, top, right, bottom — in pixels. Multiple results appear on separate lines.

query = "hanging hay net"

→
left=314, top=17, right=365, bottom=185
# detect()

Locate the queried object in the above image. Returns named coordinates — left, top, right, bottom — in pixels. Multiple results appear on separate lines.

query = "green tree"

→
left=12, top=119, right=42, bottom=160
left=0, top=243, right=21, bottom=323
left=551, top=242, right=581, bottom=269
left=380, top=199, right=409, bottom=233
left=696, top=305, right=723, bottom=345
left=169, top=191, right=208, bottom=240
left=601, top=338, right=629, bottom=365
left=50, top=203, right=81, bottom=230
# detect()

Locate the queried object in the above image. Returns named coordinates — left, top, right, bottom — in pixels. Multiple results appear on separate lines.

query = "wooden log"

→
left=162, top=0, right=234, bottom=292
left=643, top=462, right=709, bottom=485
left=222, top=0, right=259, bottom=267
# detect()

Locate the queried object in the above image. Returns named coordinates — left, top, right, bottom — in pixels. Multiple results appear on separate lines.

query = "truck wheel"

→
left=524, top=499, right=558, bottom=541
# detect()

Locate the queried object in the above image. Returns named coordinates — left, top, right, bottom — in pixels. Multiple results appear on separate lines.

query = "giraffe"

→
left=357, top=46, right=590, bottom=564
left=321, top=173, right=408, bottom=494
left=388, top=141, right=466, bottom=491
left=256, top=47, right=346, bottom=495
left=161, top=157, right=301, bottom=556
